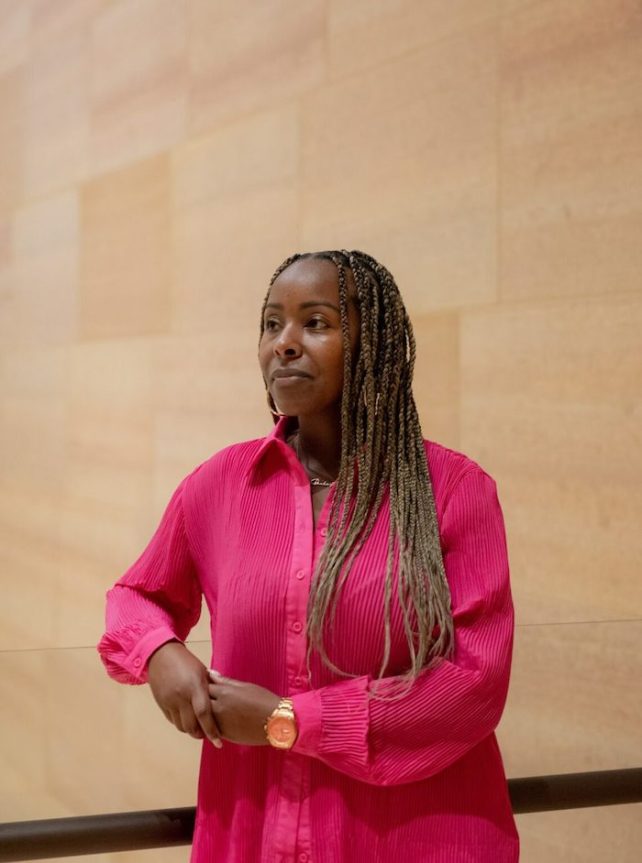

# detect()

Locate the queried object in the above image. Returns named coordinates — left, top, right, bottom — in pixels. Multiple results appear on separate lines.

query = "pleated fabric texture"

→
left=98, top=417, right=520, bottom=862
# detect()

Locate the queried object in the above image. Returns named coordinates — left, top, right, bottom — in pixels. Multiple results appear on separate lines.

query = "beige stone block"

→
left=460, top=318, right=640, bottom=492
left=0, top=350, right=65, bottom=654
left=31, top=0, right=107, bottom=43
left=80, top=155, right=172, bottom=339
left=0, top=68, right=24, bottom=215
left=170, top=103, right=299, bottom=343
left=413, top=312, right=461, bottom=450
left=0, top=486, right=62, bottom=651
left=0, top=645, right=128, bottom=822
left=172, top=104, right=298, bottom=208
left=505, top=475, right=641, bottom=623
left=0, top=0, right=32, bottom=74
left=0, top=346, right=68, bottom=491
left=188, top=0, right=325, bottom=133
left=498, top=621, right=642, bottom=863
left=517, top=805, right=642, bottom=863
left=152, top=333, right=268, bottom=480
left=1, top=192, right=79, bottom=348
left=460, top=295, right=642, bottom=622
left=45, top=647, right=128, bottom=817
left=328, top=0, right=497, bottom=78
left=502, top=618, right=642, bottom=860
left=0, top=648, right=56, bottom=820
left=89, top=0, right=187, bottom=174
left=57, top=493, right=159, bottom=652
left=0, top=215, right=9, bottom=265
left=300, top=24, right=498, bottom=313
left=119, top=671, right=202, bottom=811
left=23, top=23, right=89, bottom=198
left=171, top=184, right=299, bottom=336
left=500, top=0, right=642, bottom=299
left=57, top=339, right=156, bottom=647
left=498, top=621, right=642, bottom=778
left=65, top=340, right=154, bottom=510
left=108, top=851, right=189, bottom=863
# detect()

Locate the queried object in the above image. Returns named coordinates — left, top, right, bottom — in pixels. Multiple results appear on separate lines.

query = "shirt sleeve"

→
left=290, top=466, right=515, bottom=786
left=96, top=474, right=203, bottom=685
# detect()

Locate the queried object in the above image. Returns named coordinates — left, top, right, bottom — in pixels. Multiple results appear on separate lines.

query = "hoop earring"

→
left=266, top=387, right=288, bottom=418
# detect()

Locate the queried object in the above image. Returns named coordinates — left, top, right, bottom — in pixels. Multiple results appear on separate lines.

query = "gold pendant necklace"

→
left=310, top=476, right=333, bottom=488
left=291, top=433, right=335, bottom=488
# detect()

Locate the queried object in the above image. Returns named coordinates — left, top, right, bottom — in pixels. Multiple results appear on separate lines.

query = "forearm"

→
left=291, top=644, right=511, bottom=786
left=98, top=584, right=194, bottom=684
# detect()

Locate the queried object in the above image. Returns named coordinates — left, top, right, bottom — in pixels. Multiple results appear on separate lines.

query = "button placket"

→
left=274, top=476, right=314, bottom=862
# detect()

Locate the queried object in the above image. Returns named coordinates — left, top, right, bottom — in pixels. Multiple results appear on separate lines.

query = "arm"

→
left=290, top=467, right=515, bottom=786
left=97, top=475, right=203, bottom=685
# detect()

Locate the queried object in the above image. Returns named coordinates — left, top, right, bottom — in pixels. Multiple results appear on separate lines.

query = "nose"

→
left=273, top=323, right=302, bottom=358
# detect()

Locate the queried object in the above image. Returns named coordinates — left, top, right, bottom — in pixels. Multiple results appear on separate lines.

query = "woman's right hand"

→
left=147, top=640, right=223, bottom=748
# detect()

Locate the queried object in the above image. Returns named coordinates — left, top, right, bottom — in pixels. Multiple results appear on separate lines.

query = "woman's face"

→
left=259, top=257, right=360, bottom=419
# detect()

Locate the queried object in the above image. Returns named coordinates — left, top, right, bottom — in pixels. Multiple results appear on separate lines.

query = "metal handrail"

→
left=0, top=768, right=640, bottom=862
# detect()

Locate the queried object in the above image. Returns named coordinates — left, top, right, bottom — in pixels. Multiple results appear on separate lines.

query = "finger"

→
left=168, top=708, right=184, bottom=733
left=178, top=703, right=205, bottom=741
left=208, top=682, right=221, bottom=698
left=193, top=692, right=223, bottom=748
left=208, top=668, right=233, bottom=683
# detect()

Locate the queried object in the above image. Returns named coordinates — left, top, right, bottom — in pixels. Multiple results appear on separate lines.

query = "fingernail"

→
left=210, top=737, right=223, bottom=749
left=209, top=668, right=220, bottom=678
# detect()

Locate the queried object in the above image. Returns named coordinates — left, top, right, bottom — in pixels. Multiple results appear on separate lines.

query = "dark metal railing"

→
left=1, top=768, right=640, bottom=862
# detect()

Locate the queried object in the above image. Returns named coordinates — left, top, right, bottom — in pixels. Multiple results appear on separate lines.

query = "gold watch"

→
left=265, top=697, right=298, bottom=749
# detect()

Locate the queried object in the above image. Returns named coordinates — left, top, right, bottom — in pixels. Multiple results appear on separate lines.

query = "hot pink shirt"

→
left=98, top=416, right=519, bottom=862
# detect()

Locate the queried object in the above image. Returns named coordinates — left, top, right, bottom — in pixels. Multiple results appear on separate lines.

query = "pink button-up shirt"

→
left=98, top=417, right=519, bottom=862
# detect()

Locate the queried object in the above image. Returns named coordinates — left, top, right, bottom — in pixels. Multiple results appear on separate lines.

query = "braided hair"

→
left=259, top=250, right=454, bottom=694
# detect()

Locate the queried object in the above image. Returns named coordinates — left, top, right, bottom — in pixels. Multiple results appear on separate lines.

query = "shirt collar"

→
left=245, top=415, right=296, bottom=479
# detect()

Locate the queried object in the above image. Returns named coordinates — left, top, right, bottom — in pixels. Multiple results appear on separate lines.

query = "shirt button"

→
left=294, top=675, right=303, bottom=686
left=295, top=570, right=305, bottom=580
left=133, top=658, right=142, bottom=668
left=298, top=854, right=309, bottom=863
left=292, top=621, right=303, bottom=634
left=320, top=527, right=327, bottom=537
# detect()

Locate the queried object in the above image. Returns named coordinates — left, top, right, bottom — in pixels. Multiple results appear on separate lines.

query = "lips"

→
left=271, top=368, right=311, bottom=381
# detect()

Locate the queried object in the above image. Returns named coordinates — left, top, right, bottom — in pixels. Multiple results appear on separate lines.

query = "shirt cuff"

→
left=291, top=676, right=370, bottom=762
left=124, top=625, right=181, bottom=683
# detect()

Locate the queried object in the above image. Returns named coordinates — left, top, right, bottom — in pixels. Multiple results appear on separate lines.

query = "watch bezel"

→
left=265, top=698, right=298, bottom=750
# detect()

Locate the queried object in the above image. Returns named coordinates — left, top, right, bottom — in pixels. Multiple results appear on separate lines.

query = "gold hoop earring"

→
left=266, top=387, right=288, bottom=418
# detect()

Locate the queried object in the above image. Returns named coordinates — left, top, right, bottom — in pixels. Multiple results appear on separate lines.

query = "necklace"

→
left=290, top=432, right=335, bottom=488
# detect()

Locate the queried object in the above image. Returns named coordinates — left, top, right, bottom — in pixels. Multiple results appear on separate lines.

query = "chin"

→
left=272, top=398, right=310, bottom=417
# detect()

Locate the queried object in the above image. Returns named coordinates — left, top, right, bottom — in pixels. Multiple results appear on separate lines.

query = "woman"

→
left=98, top=250, right=519, bottom=862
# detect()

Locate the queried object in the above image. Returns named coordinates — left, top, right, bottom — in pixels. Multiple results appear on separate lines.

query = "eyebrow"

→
left=264, top=301, right=341, bottom=313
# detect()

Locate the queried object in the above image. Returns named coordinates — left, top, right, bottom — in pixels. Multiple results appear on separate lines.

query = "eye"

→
left=264, top=318, right=280, bottom=331
left=306, top=317, right=329, bottom=329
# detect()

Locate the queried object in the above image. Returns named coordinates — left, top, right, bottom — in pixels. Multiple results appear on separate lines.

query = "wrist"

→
left=264, top=697, right=299, bottom=749
left=147, top=638, right=184, bottom=672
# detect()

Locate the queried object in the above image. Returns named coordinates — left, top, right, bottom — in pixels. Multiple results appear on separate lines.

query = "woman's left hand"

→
left=208, top=670, right=281, bottom=746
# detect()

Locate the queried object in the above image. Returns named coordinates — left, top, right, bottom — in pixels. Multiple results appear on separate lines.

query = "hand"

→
left=208, top=670, right=281, bottom=746
left=147, top=640, right=223, bottom=748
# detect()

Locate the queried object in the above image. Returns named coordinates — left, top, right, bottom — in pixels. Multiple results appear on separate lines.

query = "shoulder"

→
left=423, top=438, right=497, bottom=516
left=183, top=436, right=267, bottom=497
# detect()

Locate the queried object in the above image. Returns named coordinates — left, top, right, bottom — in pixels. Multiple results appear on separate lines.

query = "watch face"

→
left=269, top=717, right=296, bottom=746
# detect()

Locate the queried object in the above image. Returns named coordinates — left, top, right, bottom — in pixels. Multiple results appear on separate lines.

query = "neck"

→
left=295, top=408, right=342, bottom=479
